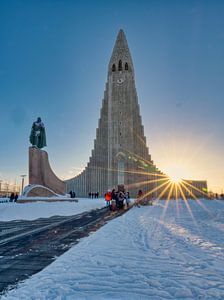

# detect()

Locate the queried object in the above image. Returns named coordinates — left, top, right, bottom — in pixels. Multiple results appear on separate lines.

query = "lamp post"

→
left=0, top=180, right=2, bottom=196
left=6, top=182, right=9, bottom=197
left=20, top=175, right=27, bottom=195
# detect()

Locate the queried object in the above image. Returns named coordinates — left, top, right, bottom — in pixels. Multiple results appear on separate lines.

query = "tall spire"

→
left=67, top=29, right=159, bottom=197
left=109, top=29, right=134, bottom=73
left=113, top=29, right=129, bottom=52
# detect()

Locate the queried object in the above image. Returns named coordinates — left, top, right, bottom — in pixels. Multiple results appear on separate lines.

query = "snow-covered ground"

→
left=0, top=198, right=105, bottom=221
left=2, top=199, right=224, bottom=299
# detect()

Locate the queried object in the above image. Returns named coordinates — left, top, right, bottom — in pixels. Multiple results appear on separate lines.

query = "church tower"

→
left=66, top=30, right=162, bottom=197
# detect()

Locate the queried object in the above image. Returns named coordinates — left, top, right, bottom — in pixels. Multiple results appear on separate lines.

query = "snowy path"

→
left=2, top=199, right=224, bottom=299
left=0, top=198, right=105, bottom=221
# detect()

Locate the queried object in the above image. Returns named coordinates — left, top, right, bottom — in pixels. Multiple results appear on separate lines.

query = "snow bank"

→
left=0, top=198, right=105, bottom=221
left=2, top=199, right=224, bottom=299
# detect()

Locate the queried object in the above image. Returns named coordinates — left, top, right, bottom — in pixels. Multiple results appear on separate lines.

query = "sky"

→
left=0, top=0, right=224, bottom=193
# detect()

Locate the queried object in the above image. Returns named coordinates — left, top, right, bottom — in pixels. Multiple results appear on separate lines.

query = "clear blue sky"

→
left=0, top=0, right=224, bottom=192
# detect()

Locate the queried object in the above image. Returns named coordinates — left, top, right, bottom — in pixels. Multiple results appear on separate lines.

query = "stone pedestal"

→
left=29, top=147, right=66, bottom=196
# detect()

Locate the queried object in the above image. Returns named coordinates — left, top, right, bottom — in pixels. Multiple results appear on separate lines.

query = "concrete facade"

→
left=29, top=147, right=66, bottom=196
left=66, top=30, right=164, bottom=197
left=181, top=180, right=208, bottom=198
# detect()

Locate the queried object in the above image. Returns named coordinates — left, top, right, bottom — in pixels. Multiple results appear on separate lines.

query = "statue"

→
left=29, top=117, right=47, bottom=149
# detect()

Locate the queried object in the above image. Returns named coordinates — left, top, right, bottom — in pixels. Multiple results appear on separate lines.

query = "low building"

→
left=181, top=180, right=208, bottom=198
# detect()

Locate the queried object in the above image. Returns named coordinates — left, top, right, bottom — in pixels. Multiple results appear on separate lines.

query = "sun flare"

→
left=165, top=165, right=186, bottom=184
left=169, top=174, right=182, bottom=184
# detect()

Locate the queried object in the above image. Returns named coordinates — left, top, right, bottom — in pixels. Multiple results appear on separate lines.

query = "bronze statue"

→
left=29, top=117, right=47, bottom=149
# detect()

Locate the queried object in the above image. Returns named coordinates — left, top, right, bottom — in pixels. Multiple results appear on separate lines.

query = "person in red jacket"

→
left=105, top=190, right=112, bottom=206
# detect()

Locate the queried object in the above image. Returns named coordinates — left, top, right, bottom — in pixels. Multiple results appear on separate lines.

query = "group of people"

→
left=88, top=192, right=99, bottom=199
left=9, top=193, right=19, bottom=202
left=69, top=191, right=76, bottom=198
left=104, top=188, right=153, bottom=210
left=104, top=189, right=131, bottom=211
left=68, top=188, right=152, bottom=208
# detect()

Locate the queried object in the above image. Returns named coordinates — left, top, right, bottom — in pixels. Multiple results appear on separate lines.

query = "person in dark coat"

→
left=118, top=192, right=125, bottom=209
left=9, top=193, right=15, bottom=202
left=111, top=189, right=116, bottom=200
left=14, top=194, right=18, bottom=202
left=115, top=191, right=119, bottom=208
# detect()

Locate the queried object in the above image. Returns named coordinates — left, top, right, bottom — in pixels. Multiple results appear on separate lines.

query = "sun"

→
left=169, top=174, right=182, bottom=184
left=164, top=165, right=186, bottom=184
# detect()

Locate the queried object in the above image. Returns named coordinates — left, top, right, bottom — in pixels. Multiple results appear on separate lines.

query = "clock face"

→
left=117, top=78, right=124, bottom=85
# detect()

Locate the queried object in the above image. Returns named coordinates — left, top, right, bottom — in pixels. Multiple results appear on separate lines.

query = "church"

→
left=66, top=30, right=165, bottom=197
left=66, top=30, right=207, bottom=199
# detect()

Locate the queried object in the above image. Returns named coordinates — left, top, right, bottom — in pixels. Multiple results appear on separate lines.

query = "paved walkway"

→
left=0, top=207, right=129, bottom=295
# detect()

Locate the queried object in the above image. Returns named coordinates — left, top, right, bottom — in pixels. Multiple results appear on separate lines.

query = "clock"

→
left=117, top=78, right=124, bottom=85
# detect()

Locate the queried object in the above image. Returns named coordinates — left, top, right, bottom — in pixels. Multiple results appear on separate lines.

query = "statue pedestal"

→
left=28, top=147, right=66, bottom=197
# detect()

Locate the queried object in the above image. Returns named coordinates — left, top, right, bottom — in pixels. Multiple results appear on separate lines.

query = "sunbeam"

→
left=174, top=183, right=180, bottom=217
left=125, top=177, right=168, bottom=190
left=180, top=181, right=212, bottom=215
left=177, top=183, right=198, bottom=228
left=138, top=178, right=171, bottom=201
left=153, top=180, right=173, bottom=206
left=160, top=182, right=175, bottom=219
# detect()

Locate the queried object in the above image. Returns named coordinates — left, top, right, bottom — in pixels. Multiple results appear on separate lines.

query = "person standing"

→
left=111, top=189, right=116, bottom=201
left=14, top=194, right=18, bottom=202
left=118, top=191, right=125, bottom=209
left=105, top=190, right=112, bottom=207
left=9, top=193, right=15, bottom=202
left=125, top=191, right=131, bottom=207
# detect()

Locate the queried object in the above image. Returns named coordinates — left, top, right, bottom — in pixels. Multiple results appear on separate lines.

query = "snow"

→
left=0, top=198, right=105, bottom=221
left=2, top=199, right=224, bottom=299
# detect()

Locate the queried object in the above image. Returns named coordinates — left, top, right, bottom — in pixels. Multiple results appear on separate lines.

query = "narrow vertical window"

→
left=112, top=64, right=116, bottom=72
left=118, top=60, right=122, bottom=71
left=125, top=62, right=128, bottom=70
left=118, top=160, right=125, bottom=185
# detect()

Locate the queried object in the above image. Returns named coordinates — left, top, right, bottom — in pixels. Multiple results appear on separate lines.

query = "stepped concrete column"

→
left=29, top=147, right=66, bottom=196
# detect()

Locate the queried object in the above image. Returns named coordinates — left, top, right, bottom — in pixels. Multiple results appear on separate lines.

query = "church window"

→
left=125, top=62, right=128, bottom=70
left=118, top=60, right=122, bottom=71
left=112, top=64, right=116, bottom=72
